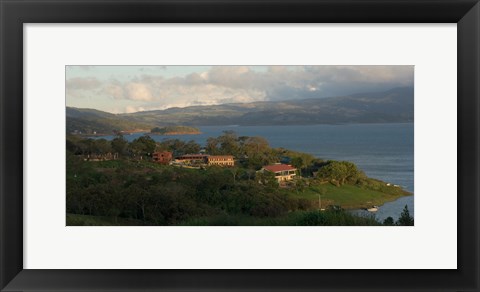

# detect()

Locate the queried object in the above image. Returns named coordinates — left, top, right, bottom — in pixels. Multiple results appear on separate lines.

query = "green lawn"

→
left=288, top=183, right=408, bottom=209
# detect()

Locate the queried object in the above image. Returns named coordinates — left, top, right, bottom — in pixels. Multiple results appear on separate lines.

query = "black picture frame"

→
left=1, top=0, right=479, bottom=291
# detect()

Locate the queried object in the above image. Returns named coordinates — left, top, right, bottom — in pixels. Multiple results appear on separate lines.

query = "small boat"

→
left=367, top=206, right=379, bottom=212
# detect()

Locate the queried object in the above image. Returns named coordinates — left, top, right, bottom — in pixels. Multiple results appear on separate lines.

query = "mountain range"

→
left=67, top=87, right=414, bottom=134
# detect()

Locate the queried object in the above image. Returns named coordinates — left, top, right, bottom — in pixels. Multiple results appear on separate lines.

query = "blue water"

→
left=97, top=123, right=414, bottom=220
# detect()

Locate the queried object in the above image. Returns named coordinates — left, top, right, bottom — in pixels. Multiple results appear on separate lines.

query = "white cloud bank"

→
left=66, top=65, right=413, bottom=113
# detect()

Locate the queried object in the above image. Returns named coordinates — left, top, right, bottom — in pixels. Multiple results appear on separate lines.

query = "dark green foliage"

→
left=397, top=205, right=414, bottom=226
left=383, top=216, right=395, bottom=226
left=204, top=132, right=279, bottom=169
left=255, top=170, right=278, bottom=188
left=316, top=160, right=363, bottom=186
left=93, top=138, right=112, bottom=154
left=296, top=210, right=380, bottom=226
left=156, top=139, right=201, bottom=156
left=217, top=130, right=240, bottom=156
left=290, top=157, right=304, bottom=170
left=111, top=134, right=128, bottom=156
left=66, top=158, right=355, bottom=226
left=128, top=136, right=156, bottom=158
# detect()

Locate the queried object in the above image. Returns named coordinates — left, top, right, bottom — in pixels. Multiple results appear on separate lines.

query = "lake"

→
left=97, top=123, right=414, bottom=221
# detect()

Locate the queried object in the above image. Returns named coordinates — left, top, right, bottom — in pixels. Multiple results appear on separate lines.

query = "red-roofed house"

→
left=153, top=151, right=173, bottom=164
left=262, top=164, right=297, bottom=182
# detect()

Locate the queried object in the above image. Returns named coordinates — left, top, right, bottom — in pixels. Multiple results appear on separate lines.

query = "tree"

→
left=397, top=205, right=414, bottom=226
left=111, top=134, right=128, bottom=156
left=255, top=170, right=278, bottom=189
left=158, top=139, right=185, bottom=155
left=94, top=138, right=112, bottom=155
left=184, top=140, right=201, bottom=154
left=293, top=177, right=307, bottom=194
left=291, top=157, right=304, bottom=170
left=229, top=167, right=240, bottom=184
left=239, top=136, right=273, bottom=169
left=342, top=161, right=361, bottom=183
left=206, top=137, right=219, bottom=155
left=243, top=136, right=269, bottom=156
left=66, top=136, right=82, bottom=154
left=128, top=136, right=156, bottom=158
left=78, top=138, right=95, bottom=155
left=316, top=161, right=347, bottom=185
left=383, top=216, right=395, bottom=226
left=218, top=130, right=239, bottom=155
left=291, top=154, right=314, bottom=174
left=316, top=160, right=361, bottom=186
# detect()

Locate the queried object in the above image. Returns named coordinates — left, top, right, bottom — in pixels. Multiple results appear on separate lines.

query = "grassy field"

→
left=288, top=183, right=410, bottom=210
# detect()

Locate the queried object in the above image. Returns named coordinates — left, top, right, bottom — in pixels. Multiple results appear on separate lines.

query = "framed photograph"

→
left=65, top=64, right=415, bottom=228
left=1, top=0, right=478, bottom=291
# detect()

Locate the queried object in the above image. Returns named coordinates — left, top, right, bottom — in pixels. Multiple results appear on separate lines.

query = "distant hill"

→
left=66, top=107, right=116, bottom=119
left=67, top=87, right=414, bottom=134
left=66, top=107, right=152, bottom=135
left=123, top=87, right=414, bottom=126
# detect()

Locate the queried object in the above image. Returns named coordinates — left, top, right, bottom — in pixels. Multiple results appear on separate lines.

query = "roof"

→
left=177, top=154, right=208, bottom=158
left=177, top=154, right=208, bottom=159
left=263, top=164, right=297, bottom=172
left=208, top=155, right=234, bottom=159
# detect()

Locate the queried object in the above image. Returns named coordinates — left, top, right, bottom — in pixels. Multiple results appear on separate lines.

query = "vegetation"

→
left=66, top=131, right=412, bottom=226
left=151, top=126, right=200, bottom=135
left=67, top=116, right=151, bottom=135
left=397, top=205, right=414, bottom=226
left=296, top=184, right=407, bottom=210
left=381, top=205, right=414, bottom=226
left=316, top=160, right=362, bottom=186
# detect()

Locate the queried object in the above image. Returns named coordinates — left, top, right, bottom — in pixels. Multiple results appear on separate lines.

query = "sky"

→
left=66, top=65, right=414, bottom=114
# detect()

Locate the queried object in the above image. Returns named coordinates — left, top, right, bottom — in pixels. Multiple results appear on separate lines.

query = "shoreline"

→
left=341, top=193, right=413, bottom=211
left=73, top=130, right=202, bottom=138
left=148, top=131, right=202, bottom=136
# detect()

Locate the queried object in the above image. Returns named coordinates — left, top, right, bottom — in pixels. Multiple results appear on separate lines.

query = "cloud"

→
left=66, top=65, right=95, bottom=71
left=66, top=77, right=102, bottom=90
left=66, top=77, right=103, bottom=99
left=138, top=65, right=167, bottom=72
left=103, top=83, right=125, bottom=100
left=66, top=65, right=414, bottom=113
left=125, top=105, right=146, bottom=113
left=125, top=82, right=153, bottom=101
left=185, top=73, right=206, bottom=85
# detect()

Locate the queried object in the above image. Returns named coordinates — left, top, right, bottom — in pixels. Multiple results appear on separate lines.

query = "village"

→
left=153, top=151, right=297, bottom=183
left=67, top=133, right=413, bottom=226
left=83, top=150, right=299, bottom=184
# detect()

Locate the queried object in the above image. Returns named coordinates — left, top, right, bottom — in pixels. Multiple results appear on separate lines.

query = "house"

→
left=153, top=151, right=173, bottom=164
left=207, top=155, right=235, bottom=167
left=262, top=164, right=297, bottom=182
left=175, top=154, right=209, bottom=164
